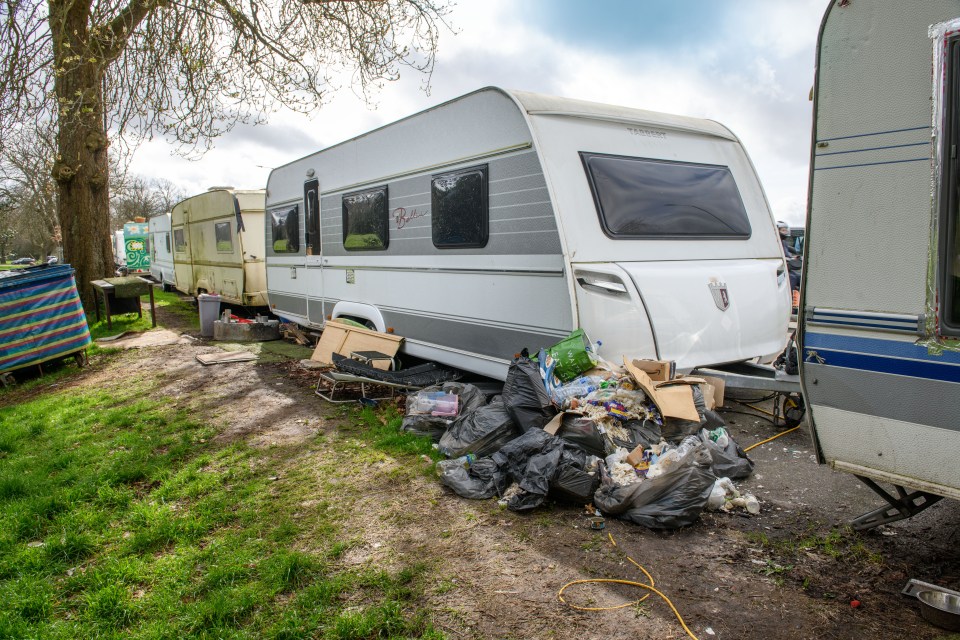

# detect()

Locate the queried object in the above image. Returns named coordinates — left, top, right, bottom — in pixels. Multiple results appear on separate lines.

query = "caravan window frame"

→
left=173, top=228, right=187, bottom=253
left=342, top=186, right=389, bottom=251
left=214, top=221, right=233, bottom=253
left=304, top=179, right=321, bottom=256
left=580, top=152, right=753, bottom=240
left=270, top=204, right=301, bottom=254
left=431, top=164, right=489, bottom=249
left=939, top=36, right=960, bottom=336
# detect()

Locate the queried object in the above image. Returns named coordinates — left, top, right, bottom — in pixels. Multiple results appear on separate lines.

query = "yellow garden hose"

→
left=558, top=532, right=700, bottom=640
left=743, top=425, right=801, bottom=452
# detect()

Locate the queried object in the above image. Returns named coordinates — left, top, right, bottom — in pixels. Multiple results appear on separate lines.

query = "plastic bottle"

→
left=453, top=453, right=476, bottom=469
left=552, top=381, right=598, bottom=407
left=743, top=493, right=760, bottom=514
left=708, top=427, right=729, bottom=449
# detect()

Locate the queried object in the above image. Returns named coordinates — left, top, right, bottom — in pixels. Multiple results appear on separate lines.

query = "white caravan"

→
left=148, top=212, right=175, bottom=290
left=266, top=87, right=791, bottom=379
left=800, top=0, right=960, bottom=528
left=171, top=188, right=268, bottom=307
left=112, top=230, right=125, bottom=268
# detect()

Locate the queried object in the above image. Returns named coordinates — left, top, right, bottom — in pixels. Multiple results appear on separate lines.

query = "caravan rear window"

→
left=581, top=153, right=752, bottom=239
left=173, top=229, right=186, bottom=252
left=215, top=222, right=233, bottom=252
left=271, top=205, right=300, bottom=253
left=342, top=187, right=388, bottom=251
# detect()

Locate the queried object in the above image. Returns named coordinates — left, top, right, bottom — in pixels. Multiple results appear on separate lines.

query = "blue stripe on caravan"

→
left=814, top=141, right=929, bottom=157
left=817, top=125, right=930, bottom=142
left=809, top=318, right=917, bottom=332
left=814, top=157, right=929, bottom=171
left=805, top=332, right=960, bottom=365
left=807, top=349, right=960, bottom=383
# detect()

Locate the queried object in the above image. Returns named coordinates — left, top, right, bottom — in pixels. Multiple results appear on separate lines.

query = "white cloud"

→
left=127, top=0, right=821, bottom=226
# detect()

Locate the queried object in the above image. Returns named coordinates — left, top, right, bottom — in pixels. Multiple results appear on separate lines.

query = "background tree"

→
left=110, top=175, right=185, bottom=230
left=1, top=0, right=448, bottom=306
left=0, top=123, right=60, bottom=260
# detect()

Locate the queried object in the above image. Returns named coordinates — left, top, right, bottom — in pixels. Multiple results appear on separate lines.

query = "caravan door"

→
left=304, top=179, right=325, bottom=324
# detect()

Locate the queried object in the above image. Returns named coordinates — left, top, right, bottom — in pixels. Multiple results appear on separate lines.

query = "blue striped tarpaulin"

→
left=0, top=264, right=91, bottom=374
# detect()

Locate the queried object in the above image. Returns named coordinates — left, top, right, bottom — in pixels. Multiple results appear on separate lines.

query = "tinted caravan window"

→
left=432, top=165, right=488, bottom=248
left=342, top=186, right=388, bottom=251
left=271, top=205, right=300, bottom=253
left=939, top=37, right=960, bottom=335
left=581, top=153, right=752, bottom=239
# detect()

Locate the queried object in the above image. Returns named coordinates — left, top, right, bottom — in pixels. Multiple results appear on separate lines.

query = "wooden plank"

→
left=196, top=351, right=258, bottom=365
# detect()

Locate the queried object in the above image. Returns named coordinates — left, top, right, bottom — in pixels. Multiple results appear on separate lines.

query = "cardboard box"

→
left=630, top=358, right=676, bottom=382
left=624, top=358, right=701, bottom=422
left=698, top=375, right=726, bottom=410
left=310, top=320, right=403, bottom=370
left=625, top=443, right=646, bottom=467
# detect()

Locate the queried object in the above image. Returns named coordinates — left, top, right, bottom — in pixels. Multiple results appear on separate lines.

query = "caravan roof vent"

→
left=207, top=185, right=234, bottom=191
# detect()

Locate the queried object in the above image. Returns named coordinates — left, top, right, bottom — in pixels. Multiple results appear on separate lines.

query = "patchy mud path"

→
left=23, top=309, right=960, bottom=640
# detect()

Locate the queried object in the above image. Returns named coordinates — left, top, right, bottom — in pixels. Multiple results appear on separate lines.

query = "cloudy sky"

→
left=129, top=0, right=826, bottom=226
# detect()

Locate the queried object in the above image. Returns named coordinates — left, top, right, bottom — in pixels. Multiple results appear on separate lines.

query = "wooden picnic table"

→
left=91, top=276, right=156, bottom=329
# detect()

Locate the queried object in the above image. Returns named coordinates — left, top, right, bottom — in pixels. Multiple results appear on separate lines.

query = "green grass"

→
left=0, top=362, right=443, bottom=638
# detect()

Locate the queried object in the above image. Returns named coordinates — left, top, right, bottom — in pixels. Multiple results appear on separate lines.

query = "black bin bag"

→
left=593, top=446, right=716, bottom=530
left=550, top=461, right=599, bottom=503
left=436, top=457, right=507, bottom=500
left=438, top=396, right=519, bottom=458
left=698, top=428, right=754, bottom=480
left=556, top=414, right=607, bottom=458
left=401, top=382, right=488, bottom=442
left=501, top=354, right=557, bottom=433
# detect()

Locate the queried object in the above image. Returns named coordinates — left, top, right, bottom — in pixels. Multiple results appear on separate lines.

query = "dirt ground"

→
left=38, top=304, right=960, bottom=640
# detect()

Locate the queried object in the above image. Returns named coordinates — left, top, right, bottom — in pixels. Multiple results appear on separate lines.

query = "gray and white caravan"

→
left=266, top=88, right=792, bottom=379
left=801, top=0, right=960, bottom=528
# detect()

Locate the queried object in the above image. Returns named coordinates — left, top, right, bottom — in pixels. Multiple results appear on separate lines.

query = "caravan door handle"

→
left=576, top=276, right=628, bottom=295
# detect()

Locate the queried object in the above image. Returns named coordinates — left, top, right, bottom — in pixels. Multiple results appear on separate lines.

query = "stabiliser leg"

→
left=851, top=475, right=943, bottom=531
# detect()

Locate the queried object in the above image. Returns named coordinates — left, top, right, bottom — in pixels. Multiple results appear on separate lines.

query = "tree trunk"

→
left=50, top=1, right=114, bottom=311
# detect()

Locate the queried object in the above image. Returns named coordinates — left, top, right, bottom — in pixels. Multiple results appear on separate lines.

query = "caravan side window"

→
left=215, top=222, right=233, bottom=252
left=431, top=165, right=489, bottom=248
left=271, top=205, right=300, bottom=253
left=581, top=153, right=752, bottom=239
left=173, top=229, right=187, bottom=252
left=939, top=37, right=960, bottom=335
left=165, top=232, right=171, bottom=253
left=342, top=186, right=388, bottom=251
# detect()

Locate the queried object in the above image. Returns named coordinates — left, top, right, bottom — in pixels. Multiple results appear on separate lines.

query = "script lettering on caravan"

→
left=393, top=207, right=427, bottom=230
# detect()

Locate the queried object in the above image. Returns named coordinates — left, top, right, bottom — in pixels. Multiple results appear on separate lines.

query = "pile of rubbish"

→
left=401, top=330, right=759, bottom=530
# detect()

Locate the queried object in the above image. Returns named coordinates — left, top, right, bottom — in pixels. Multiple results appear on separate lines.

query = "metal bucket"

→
left=918, top=590, right=960, bottom=631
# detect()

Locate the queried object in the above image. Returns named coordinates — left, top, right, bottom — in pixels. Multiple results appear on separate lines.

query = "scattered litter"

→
left=397, top=330, right=767, bottom=532
left=196, top=351, right=258, bottom=365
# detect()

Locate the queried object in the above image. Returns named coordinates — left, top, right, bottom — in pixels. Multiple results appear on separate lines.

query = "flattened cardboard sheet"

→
left=624, top=358, right=701, bottom=422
